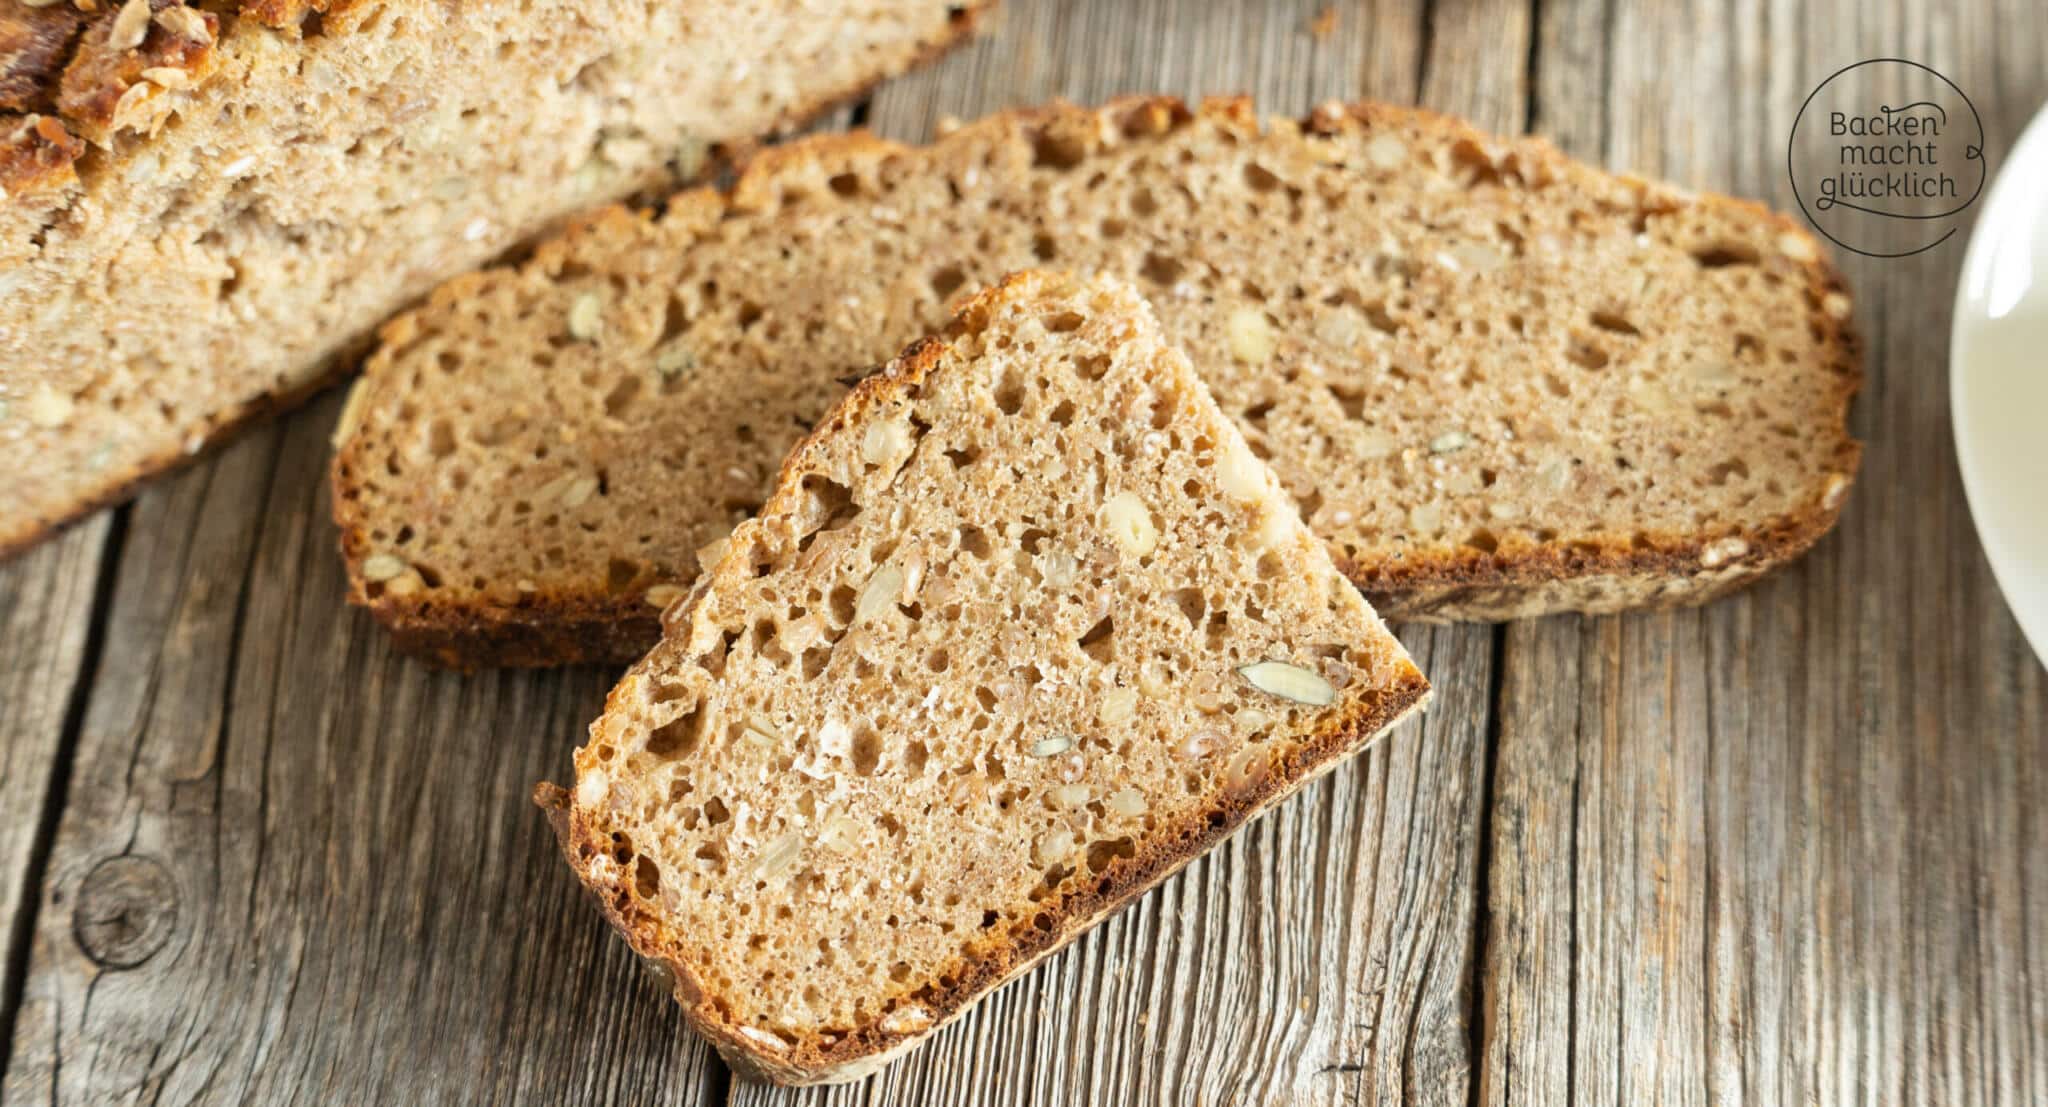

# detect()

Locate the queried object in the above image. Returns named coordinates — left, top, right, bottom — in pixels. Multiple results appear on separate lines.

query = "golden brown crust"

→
left=56, top=0, right=218, bottom=143
left=0, top=111, right=82, bottom=196
left=343, top=94, right=1863, bottom=668
left=348, top=584, right=660, bottom=670
left=0, top=2, right=86, bottom=113
left=534, top=275, right=1434, bottom=1081
left=0, top=0, right=393, bottom=174
left=236, top=0, right=344, bottom=31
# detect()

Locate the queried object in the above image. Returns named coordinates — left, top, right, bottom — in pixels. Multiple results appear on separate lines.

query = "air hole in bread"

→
left=849, top=726, right=882, bottom=776
left=635, top=856, right=662, bottom=899
left=1077, top=616, right=1115, bottom=662
left=1328, top=384, right=1367, bottom=420
left=1564, top=337, right=1610, bottom=370
left=1296, top=487, right=1325, bottom=522
left=993, top=372, right=1025, bottom=415
left=1140, top=251, right=1184, bottom=286
left=1031, top=131, right=1086, bottom=170
left=606, top=557, right=642, bottom=593
left=1589, top=310, right=1640, bottom=337
left=1691, top=241, right=1760, bottom=268
left=604, top=374, right=643, bottom=417
left=645, top=706, right=707, bottom=760
left=1086, top=837, right=1136, bottom=874
left=798, top=475, right=857, bottom=535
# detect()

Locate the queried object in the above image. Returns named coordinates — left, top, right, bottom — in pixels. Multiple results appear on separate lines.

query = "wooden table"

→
left=4, top=1, right=2044, bottom=1103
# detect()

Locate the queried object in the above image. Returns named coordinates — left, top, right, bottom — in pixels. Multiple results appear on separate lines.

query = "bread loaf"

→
left=335, top=96, right=1861, bottom=667
left=0, top=0, right=985, bottom=552
left=537, top=270, right=1430, bottom=1083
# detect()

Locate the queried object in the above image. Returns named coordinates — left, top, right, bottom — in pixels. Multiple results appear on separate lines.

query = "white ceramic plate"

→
left=1953, top=102, right=2048, bottom=667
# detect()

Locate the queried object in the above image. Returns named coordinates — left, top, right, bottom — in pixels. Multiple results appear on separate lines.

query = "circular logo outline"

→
left=1787, top=57, right=1987, bottom=259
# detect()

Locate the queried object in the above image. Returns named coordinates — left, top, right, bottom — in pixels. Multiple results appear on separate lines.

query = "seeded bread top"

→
left=0, top=0, right=589, bottom=201
left=2, top=0, right=264, bottom=198
left=547, top=270, right=1427, bottom=1082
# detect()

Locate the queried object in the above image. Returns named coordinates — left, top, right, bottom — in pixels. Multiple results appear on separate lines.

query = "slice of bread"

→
left=335, top=96, right=1862, bottom=668
left=535, top=270, right=1430, bottom=1084
left=0, top=0, right=986, bottom=554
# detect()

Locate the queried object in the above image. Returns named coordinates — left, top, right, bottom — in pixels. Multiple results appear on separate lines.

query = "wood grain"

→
left=1479, top=3, right=2048, bottom=1107
left=0, top=399, right=722, bottom=1105
left=4, top=1, right=2047, bottom=1104
left=0, top=519, right=111, bottom=1066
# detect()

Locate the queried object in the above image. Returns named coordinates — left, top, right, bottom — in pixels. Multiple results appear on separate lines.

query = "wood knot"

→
left=71, top=855, right=177, bottom=970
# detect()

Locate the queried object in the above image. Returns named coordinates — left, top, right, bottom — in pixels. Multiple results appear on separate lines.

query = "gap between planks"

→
left=0, top=508, right=125, bottom=1088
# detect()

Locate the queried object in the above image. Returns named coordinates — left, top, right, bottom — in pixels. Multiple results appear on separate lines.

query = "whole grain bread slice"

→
left=334, top=96, right=1862, bottom=668
left=535, top=270, right=1430, bottom=1084
left=0, top=0, right=986, bottom=556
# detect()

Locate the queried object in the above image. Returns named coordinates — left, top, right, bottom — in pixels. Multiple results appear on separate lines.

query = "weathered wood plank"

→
left=730, top=2, right=1516, bottom=1103
left=6, top=3, right=2041, bottom=1105
left=0, top=396, right=724, bottom=1104
left=861, top=0, right=1423, bottom=144
left=0, top=518, right=111, bottom=1066
left=1481, top=3, right=2048, bottom=1107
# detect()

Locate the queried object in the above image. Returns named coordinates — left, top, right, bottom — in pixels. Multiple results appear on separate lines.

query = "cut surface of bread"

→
left=0, top=0, right=986, bottom=554
left=537, top=271, right=1430, bottom=1084
left=336, top=96, right=1862, bottom=668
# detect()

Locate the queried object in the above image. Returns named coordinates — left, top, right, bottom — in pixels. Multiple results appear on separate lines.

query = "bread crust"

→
left=535, top=274, right=1434, bottom=1082
left=1, top=0, right=992, bottom=559
left=338, top=95, right=1862, bottom=668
